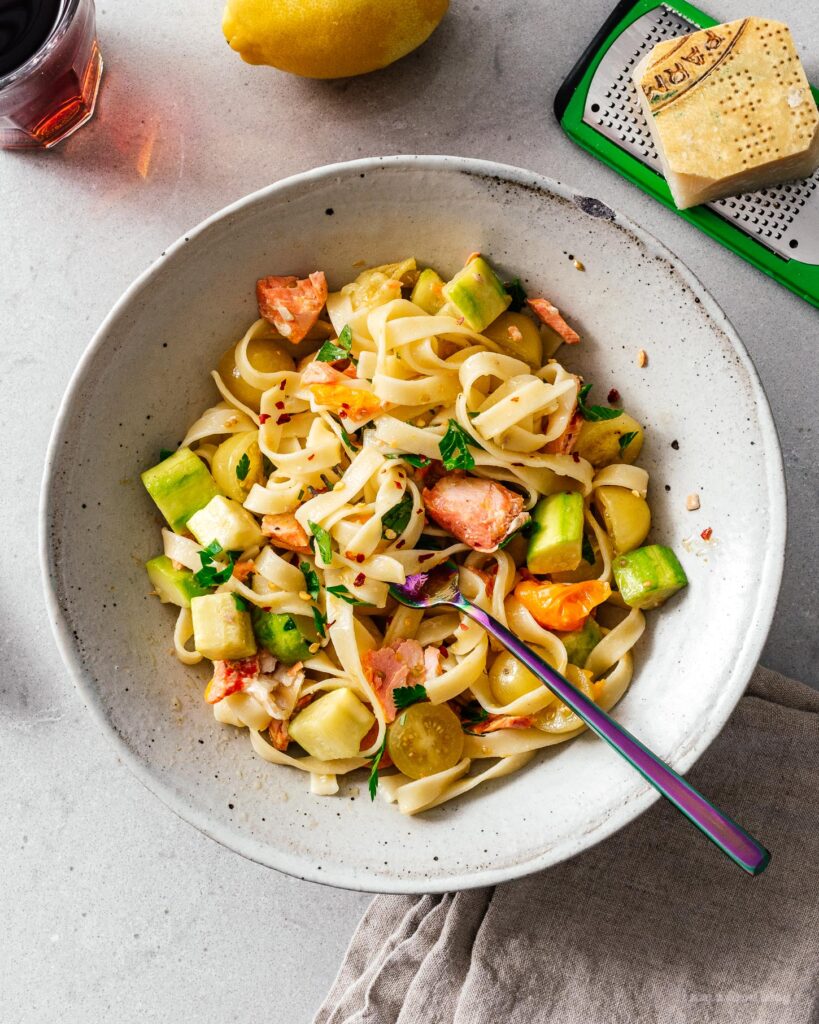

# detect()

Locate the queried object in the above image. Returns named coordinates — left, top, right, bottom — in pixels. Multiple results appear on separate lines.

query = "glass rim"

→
left=0, top=0, right=83, bottom=92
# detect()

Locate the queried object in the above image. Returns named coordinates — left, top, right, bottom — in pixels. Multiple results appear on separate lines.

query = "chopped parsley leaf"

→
left=326, top=585, right=367, bottom=605
left=439, top=419, right=476, bottom=471
left=498, top=528, right=523, bottom=549
left=577, top=383, right=622, bottom=422
left=618, top=430, right=638, bottom=453
left=504, top=278, right=527, bottom=312
left=232, top=594, right=249, bottom=612
left=193, top=543, right=235, bottom=588
left=385, top=452, right=430, bottom=469
left=382, top=492, right=413, bottom=537
left=461, top=701, right=490, bottom=733
left=581, top=534, right=596, bottom=565
left=308, top=521, right=333, bottom=564
left=299, top=561, right=320, bottom=602
left=282, top=616, right=297, bottom=632
left=235, top=452, right=251, bottom=481
left=368, top=733, right=388, bottom=801
left=393, top=684, right=427, bottom=711
left=311, top=605, right=327, bottom=639
left=316, top=324, right=354, bottom=364
left=339, top=424, right=360, bottom=451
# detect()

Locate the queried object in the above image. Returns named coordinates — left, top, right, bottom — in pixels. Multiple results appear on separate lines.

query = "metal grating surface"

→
left=583, top=5, right=819, bottom=264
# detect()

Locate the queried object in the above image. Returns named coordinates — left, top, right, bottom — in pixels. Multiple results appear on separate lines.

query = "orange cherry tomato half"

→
left=514, top=579, right=611, bottom=632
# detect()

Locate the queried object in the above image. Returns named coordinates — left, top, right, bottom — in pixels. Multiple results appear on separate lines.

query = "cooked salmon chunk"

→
left=261, top=512, right=312, bottom=554
left=526, top=297, right=580, bottom=345
left=363, top=639, right=439, bottom=722
left=257, top=272, right=328, bottom=345
left=422, top=472, right=529, bottom=552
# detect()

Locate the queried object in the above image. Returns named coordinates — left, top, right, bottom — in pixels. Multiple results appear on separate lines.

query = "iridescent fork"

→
left=390, top=564, right=770, bottom=876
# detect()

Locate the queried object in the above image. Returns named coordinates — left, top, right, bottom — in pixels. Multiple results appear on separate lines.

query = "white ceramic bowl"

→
left=41, top=156, right=785, bottom=893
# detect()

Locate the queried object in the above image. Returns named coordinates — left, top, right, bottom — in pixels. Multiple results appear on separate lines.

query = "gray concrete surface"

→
left=2, top=1, right=816, bottom=1021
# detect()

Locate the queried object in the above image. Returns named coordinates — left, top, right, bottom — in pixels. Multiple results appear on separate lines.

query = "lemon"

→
left=223, top=0, right=449, bottom=79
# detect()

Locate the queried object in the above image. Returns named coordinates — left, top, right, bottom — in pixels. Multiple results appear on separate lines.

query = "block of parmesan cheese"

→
left=633, top=18, right=819, bottom=209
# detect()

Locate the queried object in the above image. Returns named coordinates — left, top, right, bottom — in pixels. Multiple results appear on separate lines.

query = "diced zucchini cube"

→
left=558, top=618, right=603, bottom=667
left=252, top=608, right=312, bottom=665
left=187, top=495, right=263, bottom=552
left=191, top=592, right=257, bottom=660
left=613, top=545, right=688, bottom=609
left=410, top=268, right=446, bottom=314
left=146, top=555, right=210, bottom=608
left=527, top=492, right=585, bottom=574
left=288, top=688, right=375, bottom=761
left=141, top=447, right=220, bottom=533
left=442, top=256, right=511, bottom=332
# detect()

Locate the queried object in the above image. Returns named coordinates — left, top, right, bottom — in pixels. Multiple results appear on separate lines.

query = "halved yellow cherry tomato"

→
left=387, top=702, right=464, bottom=780
left=514, top=579, right=611, bottom=632
left=309, top=382, right=383, bottom=422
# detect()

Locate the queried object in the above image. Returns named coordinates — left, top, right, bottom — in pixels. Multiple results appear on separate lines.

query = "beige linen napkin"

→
left=315, top=667, right=819, bottom=1024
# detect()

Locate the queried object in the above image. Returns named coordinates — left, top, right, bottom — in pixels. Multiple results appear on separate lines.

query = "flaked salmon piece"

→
left=233, top=559, right=256, bottom=583
left=526, top=297, right=581, bottom=345
left=424, top=646, right=442, bottom=681
left=467, top=713, right=536, bottom=734
left=362, top=638, right=438, bottom=722
left=257, top=659, right=304, bottom=720
left=257, top=272, right=328, bottom=345
left=261, top=512, right=312, bottom=555
left=471, top=565, right=499, bottom=597
left=301, top=361, right=357, bottom=385
left=359, top=721, right=394, bottom=768
left=206, top=652, right=304, bottom=722
left=205, top=655, right=260, bottom=704
left=422, top=472, right=529, bottom=552
left=545, top=408, right=583, bottom=455
left=268, top=717, right=290, bottom=751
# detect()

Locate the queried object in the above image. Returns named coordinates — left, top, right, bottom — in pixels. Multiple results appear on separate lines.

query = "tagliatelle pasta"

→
left=141, top=254, right=687, bottom=816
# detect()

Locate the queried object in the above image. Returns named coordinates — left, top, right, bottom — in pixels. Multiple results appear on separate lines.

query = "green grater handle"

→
left=555, top=0, right=819, bottom=309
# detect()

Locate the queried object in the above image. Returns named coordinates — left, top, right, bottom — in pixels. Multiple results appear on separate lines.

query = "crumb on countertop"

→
left=686, top=493, right=701, bottom=511
left=637, top=348, right=648, bottom=368
left=573, top=259, right=585, bottom=271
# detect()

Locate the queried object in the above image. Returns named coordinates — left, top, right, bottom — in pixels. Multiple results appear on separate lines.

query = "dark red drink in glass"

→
left=0, top=0, right=102, bottom=149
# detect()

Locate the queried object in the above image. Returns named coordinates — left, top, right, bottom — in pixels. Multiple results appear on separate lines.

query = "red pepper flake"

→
left=439, top=645, right=449, bottom=659
left=258, top=413, right=270, bottom=424
left=572, top=452, right=580, bottom=463
left=394, top=481, right=402, bottom=489
left=354, top=572, right=365, bottom=587
left=279, top=380, right=287, bottom=391
left=607, top=388, right=620, bottom=404
left=415, top=508, right=423, bottom=515
left=700, top=527, right=713, bottom=541
left=307, top=453, right=315, bottom=461
left=341, top=402, right=350, bottom=410
left=276, top=413, right=292, bottom=425
left=355, top=553, right=365, bottom=564
left=339, top=410, right=347, bottom=419
left=418, top=553, right=435, bottom=563
left=275, top=400, right=285, bottom=410
left=396, top=539, right=406, bottom=549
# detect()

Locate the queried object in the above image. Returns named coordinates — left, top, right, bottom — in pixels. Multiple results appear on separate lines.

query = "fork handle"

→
left=458, top=598, right=770, bottom=876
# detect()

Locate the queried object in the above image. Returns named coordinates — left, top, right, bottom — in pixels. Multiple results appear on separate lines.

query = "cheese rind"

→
left=633, top=18, right=819, bottom=209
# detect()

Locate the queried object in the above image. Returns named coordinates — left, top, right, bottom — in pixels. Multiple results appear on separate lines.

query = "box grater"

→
left=554, top=0, right=819, bottom=308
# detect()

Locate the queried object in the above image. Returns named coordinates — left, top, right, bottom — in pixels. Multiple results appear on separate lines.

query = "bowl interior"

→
left=43, top=157, right=784, bottom=892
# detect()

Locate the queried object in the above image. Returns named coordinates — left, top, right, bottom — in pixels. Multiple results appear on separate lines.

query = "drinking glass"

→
left=0, top=0, right=102, bottom=149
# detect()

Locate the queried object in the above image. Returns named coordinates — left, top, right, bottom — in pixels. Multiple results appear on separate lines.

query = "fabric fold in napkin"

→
left=315, top=667, right=819, bottom=1024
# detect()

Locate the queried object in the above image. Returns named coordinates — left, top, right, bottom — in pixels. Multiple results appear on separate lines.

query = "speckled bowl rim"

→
left=40, top=155, right=786, bottom=894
